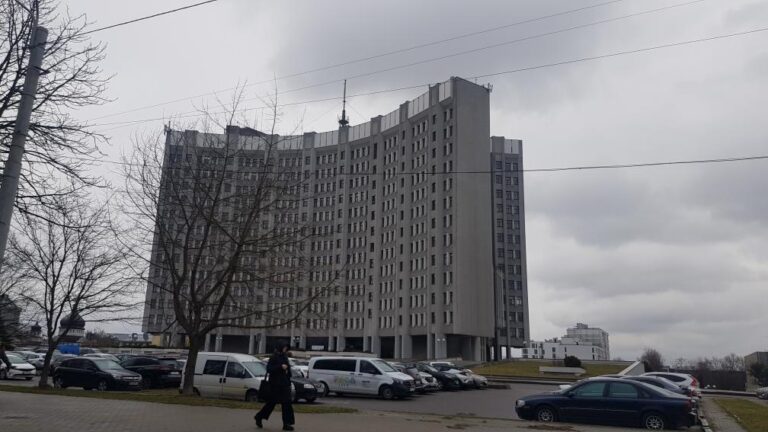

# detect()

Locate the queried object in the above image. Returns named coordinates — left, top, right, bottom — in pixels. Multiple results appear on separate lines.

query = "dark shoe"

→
left=282, top=426, right=294, bottom=431
left=254, top=415, right=263, bottom=428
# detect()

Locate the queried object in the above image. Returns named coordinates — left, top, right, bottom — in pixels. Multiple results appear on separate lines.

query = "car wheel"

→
left=193, top=387, right=201, bottom=396
left=97, top=380, right=109, bottom=391
left=536, top=406, right=557, bottom=423
left=245, top=390, right=258, bottom=402
left=305, top=397, right=316, bottom=403
left=319, top=382, right=330, bottom=397
left=643, top=412, right=666, bottom=430
left=0, top=369, right=7, bottom=380
left=379, top=385, right=395, bottom=400
left=53, top=376, right=66, bottom=389
left=25, top=376, right=33, bottom=381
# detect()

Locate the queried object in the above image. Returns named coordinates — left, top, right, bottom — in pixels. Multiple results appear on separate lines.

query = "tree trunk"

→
left=181, top=335, right=204, bottom=395
left=38, top=347, right=56, bottom=388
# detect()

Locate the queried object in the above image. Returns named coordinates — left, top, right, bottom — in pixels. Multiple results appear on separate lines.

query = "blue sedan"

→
left=515, top=378, right=697, bottom=430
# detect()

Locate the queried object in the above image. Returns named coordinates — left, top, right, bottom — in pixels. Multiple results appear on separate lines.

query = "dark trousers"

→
left=256, top=391, right=295, bottom=426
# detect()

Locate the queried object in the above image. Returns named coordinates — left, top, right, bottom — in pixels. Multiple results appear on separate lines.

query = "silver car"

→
left=756, top=386, right=768, bottom=399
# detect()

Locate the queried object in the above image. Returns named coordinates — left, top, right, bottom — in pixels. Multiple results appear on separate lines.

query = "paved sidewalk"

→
left=701, top=397, right=747, bottom=432
left=0, top=391, right=637, bottom=432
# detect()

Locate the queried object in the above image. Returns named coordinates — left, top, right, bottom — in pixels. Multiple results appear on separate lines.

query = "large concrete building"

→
left=142, top=77, right=528, bottom=361
left=566, top=323, right=610, bottom=359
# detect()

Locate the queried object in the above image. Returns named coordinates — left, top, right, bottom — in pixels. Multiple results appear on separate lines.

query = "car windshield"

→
left=421, top=364, right=439, bottom=374
left=372, top=360, right=397, bottom=373
left=243, top=361, right=266, bottom=377
left=7, top=354, right=25, bottom=364
left=92, top=359, right=124, bottom=370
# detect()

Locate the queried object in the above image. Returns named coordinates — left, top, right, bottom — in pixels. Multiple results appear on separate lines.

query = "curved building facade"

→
left=142, top=77, right=527, bottom=361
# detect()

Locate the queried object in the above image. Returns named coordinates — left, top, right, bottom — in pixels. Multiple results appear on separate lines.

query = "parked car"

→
left=307, top=356, right=415, bottom=399
left=49, top=354, right=76, bottom=375
left=755, top=386, right=768, bottom=399
left=79, top=348, right=102, bottom=355
left=184, top=352, right=266, bottom=401
left=52, top=357, right=141, bottom=391
left=391, top=363, right=427, bottom=393
left=84, top=353, right=121, bottom=362
left=642, top=372, right=700, bottom=397
left=413, top=362, right=463, bottom=390
left=288, top=367, right=322, bottom=403
left=515, top=377, right=697, bottom=430
left=113, top=353, right=137, bottom=363
left=289, top=358, right=309, bottom=378
left=622, top=376, right=689, bottom=395
left=120, top=356, right=182, bottom=389
left=429, top=362, right=473, bottom=388
left=11, top=351, right=45, bottom=371
left=0, top=353, right=36, bottom=380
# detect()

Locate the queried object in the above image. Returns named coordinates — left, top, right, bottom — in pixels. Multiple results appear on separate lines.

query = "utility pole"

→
left=0, top=25, right=49, bottom=270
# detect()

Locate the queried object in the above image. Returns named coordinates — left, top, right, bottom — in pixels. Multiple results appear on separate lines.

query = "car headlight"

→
left=392, top=378, right=403, bottom=385
left=303, top=383, right=315, bottom=389
left=516, top=400, right=526, bottom=407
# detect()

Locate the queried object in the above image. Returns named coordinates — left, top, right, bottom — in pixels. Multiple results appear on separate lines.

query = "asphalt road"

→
left=319, top=383, right=558, bottom=419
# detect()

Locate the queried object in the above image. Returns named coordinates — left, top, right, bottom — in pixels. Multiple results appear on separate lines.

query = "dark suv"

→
left=53, top=357, right=141, bottom=391
left=120, top=356, right=182, bottom=389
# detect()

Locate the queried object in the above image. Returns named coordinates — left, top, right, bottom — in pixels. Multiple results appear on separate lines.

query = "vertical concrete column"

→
left=363, top=336, right=370, bottom=352
left=473, top=336, right=482, bottom=362
left=427, top=333, right=434, bottom=359
left=214, top=330, right=223, bottom=352
left=248, top=333, right=256, bottom=355
left=401, top=335, right=413, bottom=360
left=257, top=335, right=266, bottom=354
left=337, top=336, right=346, bottom=353
left=371, top=337, right=381, bottom=357
left=204, top=333, right=211, bottom=352
left=328, top=336, right=335, bottom=352
left=394, top=335, right=402, bottom=359
left=299, top=334, right=307, bottom=351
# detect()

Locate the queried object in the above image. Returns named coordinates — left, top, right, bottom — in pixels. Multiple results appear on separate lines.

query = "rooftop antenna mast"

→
left=338, top=79, right=349, bottom=128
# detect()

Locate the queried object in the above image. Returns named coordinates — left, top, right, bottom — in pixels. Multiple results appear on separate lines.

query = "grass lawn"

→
left=0, top=384, right=355, bottom=414
left=473, top=360, right=625, bottom=380
left=713, top=398, right=768, bottom=432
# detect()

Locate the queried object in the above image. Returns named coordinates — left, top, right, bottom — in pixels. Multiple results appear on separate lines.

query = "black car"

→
left=413, top=362, right=463, bottom=390
left=53, top=357, right=142, bottom=391
left=515, top=378, right=697, bottom=430
left=120, top=356, right=182, bottom=389
left=290, top=367, right=321, bottom=403
left=49, top=354, right=76, bottom=375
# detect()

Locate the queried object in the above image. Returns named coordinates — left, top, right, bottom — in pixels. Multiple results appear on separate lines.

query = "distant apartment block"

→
left=523, top=323, right=610, bottom=361
left=566, top=323, right=610, bottom=359
left=142, top=77, right=529, bottom=361
left=522, top=337, right=607, bottom=361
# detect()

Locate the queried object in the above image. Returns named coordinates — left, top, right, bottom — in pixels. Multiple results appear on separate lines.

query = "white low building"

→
left=522, top=337, right=607, bottom=361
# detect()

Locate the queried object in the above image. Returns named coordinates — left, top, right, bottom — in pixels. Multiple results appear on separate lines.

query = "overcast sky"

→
left=61, top=0, right=768, bottom=361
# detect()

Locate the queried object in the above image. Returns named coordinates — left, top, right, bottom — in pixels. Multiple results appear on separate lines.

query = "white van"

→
left=184, top=352, right=266, bottom=401
left=307, top=357, right=415, bottom=399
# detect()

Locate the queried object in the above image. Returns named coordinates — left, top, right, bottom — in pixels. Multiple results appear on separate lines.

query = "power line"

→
left=88, top=24, right=768, bottom=131
left=81, top=0, right=219, bottom=36
left=88, top=0, right=629, bottom=121
left=57, top=153, right=768, bottom=176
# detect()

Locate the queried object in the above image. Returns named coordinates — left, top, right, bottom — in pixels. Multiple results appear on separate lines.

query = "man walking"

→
left=0, top=343, right=12, bottom=370
left=254, top=343, right=295, bottom=431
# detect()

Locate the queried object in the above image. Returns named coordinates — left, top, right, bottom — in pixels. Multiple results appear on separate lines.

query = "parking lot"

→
left=325, top=383, right=556, bottom=419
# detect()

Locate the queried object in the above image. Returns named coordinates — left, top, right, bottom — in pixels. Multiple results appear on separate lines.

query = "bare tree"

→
left=9, top=187, right=140, bottom=388
left=720, top=353, right=744, bottom=372
left=1, top=0, right=109, bottom=220
left=640, top=348, right=664, bottom=372
left=121, top=91, right=339, bottom=394
left=0, top=259, right=22, bottom=345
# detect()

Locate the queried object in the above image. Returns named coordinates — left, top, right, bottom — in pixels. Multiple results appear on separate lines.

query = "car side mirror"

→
left=566, top=392, right=575, bottom=398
